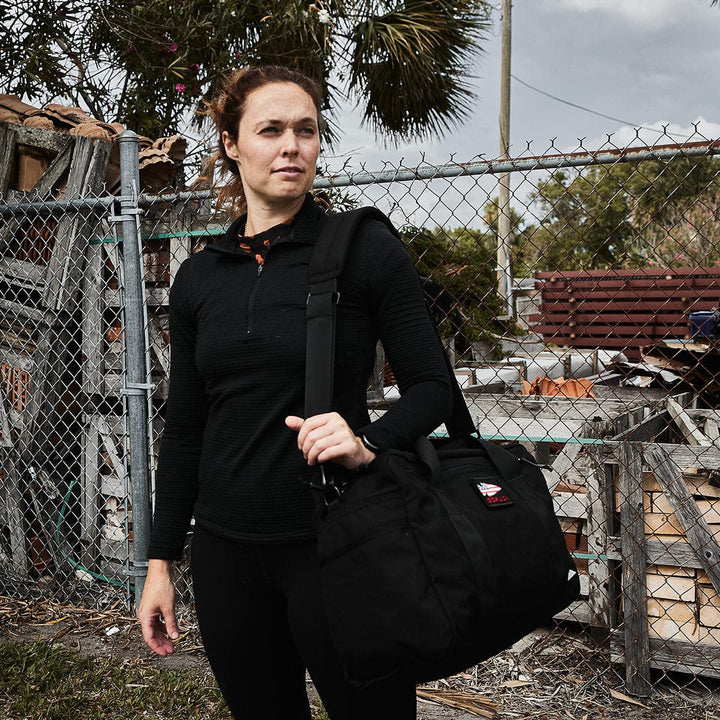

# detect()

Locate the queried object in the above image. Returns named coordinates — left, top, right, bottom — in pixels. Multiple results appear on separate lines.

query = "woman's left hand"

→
left=285, top=412, right=376, bottom=470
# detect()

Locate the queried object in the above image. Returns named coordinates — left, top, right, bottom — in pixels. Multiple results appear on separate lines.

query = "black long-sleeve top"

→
left=148, top=195, right=453, bottom=560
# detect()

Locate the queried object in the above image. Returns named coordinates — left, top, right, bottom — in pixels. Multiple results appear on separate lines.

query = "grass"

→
left=0, top=640, right=330, bottom=720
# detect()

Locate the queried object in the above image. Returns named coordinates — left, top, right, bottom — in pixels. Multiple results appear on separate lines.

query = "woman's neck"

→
left=244, top=195, right=306, bottom=236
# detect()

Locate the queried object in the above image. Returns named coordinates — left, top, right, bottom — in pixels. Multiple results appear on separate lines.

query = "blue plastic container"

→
left=689, top=310, right=715, bottom=339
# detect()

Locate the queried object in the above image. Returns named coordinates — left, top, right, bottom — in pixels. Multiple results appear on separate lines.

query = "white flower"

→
left=317, top=8, right=331, bottom=24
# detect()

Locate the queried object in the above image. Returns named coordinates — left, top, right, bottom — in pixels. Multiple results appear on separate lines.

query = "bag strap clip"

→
left=307, top=465, right=342, bottom=507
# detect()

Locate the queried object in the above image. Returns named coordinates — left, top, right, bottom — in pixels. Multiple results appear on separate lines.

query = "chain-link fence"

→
left=2, top=126, right=720, bottom=697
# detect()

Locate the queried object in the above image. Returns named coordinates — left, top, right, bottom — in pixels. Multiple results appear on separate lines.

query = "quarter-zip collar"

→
left=206, top=193, right=324, bottom=257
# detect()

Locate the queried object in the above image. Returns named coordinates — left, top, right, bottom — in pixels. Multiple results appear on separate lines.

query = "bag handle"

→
left=414, top=434, right=523, bottom=485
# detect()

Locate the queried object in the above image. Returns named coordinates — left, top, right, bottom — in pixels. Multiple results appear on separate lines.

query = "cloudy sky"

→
left=325, top=0, right=720, bottom=171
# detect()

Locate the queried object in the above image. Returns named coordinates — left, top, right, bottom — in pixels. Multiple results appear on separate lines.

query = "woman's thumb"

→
left=285, top=415, right=304, bottom=431
left=164, top=611, right=180, bottom=640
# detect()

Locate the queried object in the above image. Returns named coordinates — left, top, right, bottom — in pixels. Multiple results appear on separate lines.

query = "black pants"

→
left=191, top=526, right=416, bottom=720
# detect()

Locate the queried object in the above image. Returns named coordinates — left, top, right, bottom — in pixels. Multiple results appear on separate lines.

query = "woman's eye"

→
left=299, top=127, right=316, bottom=135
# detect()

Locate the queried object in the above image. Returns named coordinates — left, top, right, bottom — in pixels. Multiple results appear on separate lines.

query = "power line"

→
left=511, top=73, right=687, bottom=140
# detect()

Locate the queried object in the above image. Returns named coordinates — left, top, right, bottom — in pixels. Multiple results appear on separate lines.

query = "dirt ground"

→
left=1, top=594, right=719, bottom=720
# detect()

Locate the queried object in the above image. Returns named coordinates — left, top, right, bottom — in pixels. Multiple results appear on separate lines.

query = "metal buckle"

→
left=309, top=465, right=342, bottom=506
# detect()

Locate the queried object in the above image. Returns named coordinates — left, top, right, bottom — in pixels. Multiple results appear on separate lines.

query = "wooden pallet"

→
left=606, top=439, right=720, bottom=692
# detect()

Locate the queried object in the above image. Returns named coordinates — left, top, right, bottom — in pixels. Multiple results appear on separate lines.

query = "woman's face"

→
left=223, top=82, right=320, bottom=211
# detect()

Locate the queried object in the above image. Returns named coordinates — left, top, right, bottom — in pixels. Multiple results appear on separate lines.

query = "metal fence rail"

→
left=2, top=130, right=720, bottom=693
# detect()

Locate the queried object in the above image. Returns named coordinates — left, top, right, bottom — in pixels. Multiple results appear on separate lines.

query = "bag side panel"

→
left=317, top=454, right=457, bottom=684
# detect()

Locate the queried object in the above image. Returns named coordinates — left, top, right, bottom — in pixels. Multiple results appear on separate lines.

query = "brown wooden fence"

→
left=532, top=267, right=720, bottom=359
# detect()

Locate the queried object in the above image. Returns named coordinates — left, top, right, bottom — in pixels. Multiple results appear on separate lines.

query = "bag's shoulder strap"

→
left=305, top=207, right=396, bottom=417
left=304, top=205, right=477, bottom=439
left=309, top=207, right=397, bottom=286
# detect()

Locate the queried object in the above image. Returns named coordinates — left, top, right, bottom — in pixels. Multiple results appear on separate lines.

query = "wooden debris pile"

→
left=501, top=371, right=720, bottom=685
left=0, top=98, right=210, bottom=588
left=0, top=94, right=187, bottom=196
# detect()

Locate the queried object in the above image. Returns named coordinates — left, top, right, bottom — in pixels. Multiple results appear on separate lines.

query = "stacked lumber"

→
left=619, top=469, right=720, bottom=646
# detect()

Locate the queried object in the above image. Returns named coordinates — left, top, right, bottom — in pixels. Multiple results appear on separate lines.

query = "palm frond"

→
left=345, top=0, right=491, bottom=142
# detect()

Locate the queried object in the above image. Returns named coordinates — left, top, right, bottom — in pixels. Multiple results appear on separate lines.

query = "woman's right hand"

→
left=138, top=559, right=179, bottom=656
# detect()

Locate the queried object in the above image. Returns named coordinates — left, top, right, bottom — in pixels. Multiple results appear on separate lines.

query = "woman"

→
left=138, top=65, right=453, bottom=720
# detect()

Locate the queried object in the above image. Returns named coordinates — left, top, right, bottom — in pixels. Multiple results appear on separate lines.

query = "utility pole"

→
left=497, top=0, right=514, bottom=319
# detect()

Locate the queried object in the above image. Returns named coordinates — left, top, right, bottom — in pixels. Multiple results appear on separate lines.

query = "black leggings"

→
left=190, top=526, right=416, bottom=720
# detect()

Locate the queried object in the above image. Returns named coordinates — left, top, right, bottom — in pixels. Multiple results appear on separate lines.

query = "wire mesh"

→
left=2, top=129, right=720, bottom=694
left=0, top=192, right=131, bottom=610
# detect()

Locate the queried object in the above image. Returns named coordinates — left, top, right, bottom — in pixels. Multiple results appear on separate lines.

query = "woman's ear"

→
left=222, top=131, right=241, bottom=164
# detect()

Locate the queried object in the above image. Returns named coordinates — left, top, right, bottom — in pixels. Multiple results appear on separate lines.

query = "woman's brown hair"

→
left=208, top=65, right=323, bottom=214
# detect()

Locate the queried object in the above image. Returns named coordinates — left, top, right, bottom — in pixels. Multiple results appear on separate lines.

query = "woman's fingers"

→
left=287, top=412, right=345, bottom=462
left=138, top=560, right=179, bottom=657
left=140, top=613, right=176, bottom=656
left=285, top=413, right=374, bottom=469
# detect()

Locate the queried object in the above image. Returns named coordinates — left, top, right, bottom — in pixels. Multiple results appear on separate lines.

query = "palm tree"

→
left=1, top=0, right=491, bottom=145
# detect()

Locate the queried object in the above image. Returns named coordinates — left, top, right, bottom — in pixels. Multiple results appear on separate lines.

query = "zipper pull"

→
left=257, top=264, right=263, bottom=277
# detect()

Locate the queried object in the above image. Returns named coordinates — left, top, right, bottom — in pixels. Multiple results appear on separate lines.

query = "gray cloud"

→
left=326, top=0, right=720, bottom=170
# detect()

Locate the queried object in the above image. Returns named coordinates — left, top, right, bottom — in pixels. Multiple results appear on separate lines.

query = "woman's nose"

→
left=281, top=131, right=299, bottom=156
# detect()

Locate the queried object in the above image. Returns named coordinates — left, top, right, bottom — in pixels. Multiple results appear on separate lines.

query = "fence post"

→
left=496, top=0, right=514, bottom=320
left=619, top=441, right=652, bottom=696
left=117, top=130, right=152, bottom=608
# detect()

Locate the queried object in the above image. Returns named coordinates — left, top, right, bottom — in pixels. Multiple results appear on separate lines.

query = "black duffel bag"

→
left=305, top=208, right=581, bottom=688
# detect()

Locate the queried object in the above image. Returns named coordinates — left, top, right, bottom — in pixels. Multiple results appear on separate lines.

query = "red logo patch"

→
left=473, top=479, right=513, bottom=508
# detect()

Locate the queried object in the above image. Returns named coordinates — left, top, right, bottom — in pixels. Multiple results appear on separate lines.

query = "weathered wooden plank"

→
left=29, top=138, right=75, bottom=197
left=585, top=446, right=613, bottom=628
left=591, top=386, right=678, bottom=404
left=704, top=417, right=720, bottom=449
left=553, top=492, right=587, bottom=520
left=473, top=415, right=587, bottom=443
left=604, top=442, right=720, bottom=471
left=42, top=138, right=111, bottom=309
left=103, top=282, right=170, bottom=308
left=0, top=320, right=49, bottom=443
left=0, top=453, right=28, bottom=576
left=467, top=394, right=636, bottom=422
left=148, top=315, right=169, bottom=376
left=0, top=256, right=47, bottom=286
left=81, top=243, right=106, bottom=394
left=608, top=536, right=711, bottom=570
left=0, top=391, right=11, bottom=447
left=645, top=445, right=720, bottom=597
left=666, top=398, right=711, bottom=446
left=0, top=123, right=17, bottom=196
left=611, top=412, right=669, bottom=442
left=97, top=415, right=126, bottom=498
left=619, top=441, right=652, bottom=696
left=7, top=123, right=73, bottom=153
left=610, top=631, right=720, bottom=680
left=26, top=467, right=66, bottom=573
left=544, top=441, right=582, bottom=493
left=27, top=321, right=74, bottom=467
left=79, top=413, right=102, bottom=572
left=169, top=234, right=192, bottom=285
left=102, top=369, right=168, bottom=401
left=555, top=599, right=591, bottom=625
left=0, top=297, right=51, bottom=325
